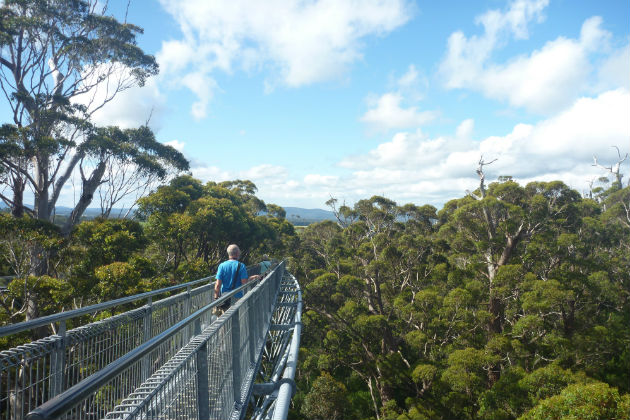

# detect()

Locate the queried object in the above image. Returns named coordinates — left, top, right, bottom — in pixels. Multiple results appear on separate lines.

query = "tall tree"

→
left=0, top=0, right=160, bottom=227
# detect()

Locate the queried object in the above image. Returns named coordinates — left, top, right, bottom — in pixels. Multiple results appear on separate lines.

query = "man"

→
left=259, top=254, right=272, bottom=276
left=214, top=244, right=259, bottom=313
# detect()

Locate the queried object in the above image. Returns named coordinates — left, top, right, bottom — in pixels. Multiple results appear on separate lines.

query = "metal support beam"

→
left=195, top=319, right=210, bottom=420
left=231, top=307, right=242, bottom=407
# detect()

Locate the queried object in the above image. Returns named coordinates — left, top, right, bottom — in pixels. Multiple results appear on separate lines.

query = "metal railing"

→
left=251, top=272, right=302, bottom=420
left=26, top=261, right=294, bottom=420
left=0, top=261, right=301, bottom=420
left=0, top=263, right=264, bottom=420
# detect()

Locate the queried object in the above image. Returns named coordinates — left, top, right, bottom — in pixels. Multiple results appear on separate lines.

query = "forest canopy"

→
left=0, top=169, right=628, bottom=420
left=290, top=174, right=630, bottom=420
left=0, top=3, right=628, bottom=418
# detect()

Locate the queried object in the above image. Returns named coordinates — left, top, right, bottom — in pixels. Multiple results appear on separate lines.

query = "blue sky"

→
left=30, top=0, right=630, bottom=209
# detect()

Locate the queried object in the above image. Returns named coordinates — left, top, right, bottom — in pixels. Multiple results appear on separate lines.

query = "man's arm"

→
left=241, top=264, right=258, bottom=284
left=214, top=279, right=222, bottom=299
left=241, top=264, right=250, bottom=284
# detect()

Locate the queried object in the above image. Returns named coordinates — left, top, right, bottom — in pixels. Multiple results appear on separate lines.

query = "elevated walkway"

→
left=0, top=261, right=301, bottom=420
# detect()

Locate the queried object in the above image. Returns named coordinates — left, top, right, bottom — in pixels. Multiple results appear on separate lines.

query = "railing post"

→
left=185, top=285, right=192, bottom=341
left=195, top=318, right=210, bottom=420
left=142, top=297, right=153, bottom=380
left=49, top=320, right=66, bottom=398
left=185, top=285, right=192, bottom=314
left=247, top=296, right=257, bottom=365
left=231, top=307, right=242, bottom=407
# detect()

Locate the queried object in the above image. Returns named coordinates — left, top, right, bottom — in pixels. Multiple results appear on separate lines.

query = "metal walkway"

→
left=0, top=261, right=301, bottom=420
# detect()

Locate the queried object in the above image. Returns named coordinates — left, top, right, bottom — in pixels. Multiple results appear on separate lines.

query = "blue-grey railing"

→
left=0, top=260, right=301, bottom=420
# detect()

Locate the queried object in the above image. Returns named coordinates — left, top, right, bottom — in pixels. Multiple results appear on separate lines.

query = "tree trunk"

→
left=33, top=153, right=51, bottom=220
left=61, top=160, right=107, bottom=236
left=11, top=175, right=25, bottom=217
left=367, top=377, right=381, bottom=420
left=562, top=301, right=575, bottom=338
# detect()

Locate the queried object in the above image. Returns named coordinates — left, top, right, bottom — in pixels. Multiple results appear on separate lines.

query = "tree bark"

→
left=61, top=160, right=107, bottom=236
left=11, top=174, right=25, bottom=217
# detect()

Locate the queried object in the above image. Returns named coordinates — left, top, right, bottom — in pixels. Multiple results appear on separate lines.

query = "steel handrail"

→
left=272, top=282, right=302, bottom=419
left=24, top=273, right=266, bottom=420
left=0, top=262, right=263, bottom=338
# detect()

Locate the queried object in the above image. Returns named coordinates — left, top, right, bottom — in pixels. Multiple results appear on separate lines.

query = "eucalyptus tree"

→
left=438, top=161, right=581, bottom=335
left=0, top=0, right=190, bottom=326
left=138, top=176, right=295, bottom=278
left=0, top=0, right=176, bottom=228
left=293, top=178, right=630, bottom=420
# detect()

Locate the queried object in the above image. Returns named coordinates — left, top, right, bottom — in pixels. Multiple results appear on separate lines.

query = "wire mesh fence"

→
left=0, top=261, right=299, bottom=420
left=0, top=268, right=247, bottom=420
left=250, top=272, right=302, bottom=420
left=102, top=264, right=285, bottom=420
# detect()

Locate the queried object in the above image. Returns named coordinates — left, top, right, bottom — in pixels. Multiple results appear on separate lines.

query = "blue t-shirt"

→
left=216, top=260, right=248, bottom=298
left=260, top=260, right=271, bottom=275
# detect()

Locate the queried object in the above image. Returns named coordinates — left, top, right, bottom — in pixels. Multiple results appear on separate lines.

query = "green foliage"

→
left=0, top=214, right=64, bottom=277
left=293, top=179, right=630, bottom=420
left=95, top=262, right=150, bottom=301
left=84, top=125, right=189, bottom=178
left=66, top=218, right=147, bottom=301
left=442, top=348, right=498, bottom=396
left=138, top=176, right=297, bottom=277
left=301, top=372, right=351, bottom=420
left=7, top=275, right=74, bottom=316
left=518, top=382, right=629, bottom=420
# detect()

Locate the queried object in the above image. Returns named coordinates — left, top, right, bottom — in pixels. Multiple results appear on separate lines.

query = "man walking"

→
left=214, top=244, right=259, bottom=314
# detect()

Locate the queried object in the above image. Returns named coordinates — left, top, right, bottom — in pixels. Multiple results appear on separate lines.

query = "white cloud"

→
left=241, top=164, right=288, bottom=181
left=361, top=63, right=435, bottom=132
left=304, top=174, right=339, bottom=186
left=157, top=0, right=413, bottom=118
left=438, top=1, right=624, bottom=115
left=190, top=162, right=290, bottom=190
left=440, top=0, right=549, bottom=89
left=478, top=34, right=591, bottom=114
left=341, top=89, right=630, bottom=206
left=164, top=140, right=185, bottom=152
left=597, top=43, right=630, bottom=91
left=178, top=89, right=628, bottom=210
left=191, top=165, right=232, bottom=182
left=73, top=65, right=166, bottom=130
left=157, top=40, right=198, bottom=75
left=180, top=72, right=219, bottom=121
left=456, top=119, right=475, bottom=139
left=361, top=93, right=437, bottom=131
left=397, top=64, right=419, bottom=89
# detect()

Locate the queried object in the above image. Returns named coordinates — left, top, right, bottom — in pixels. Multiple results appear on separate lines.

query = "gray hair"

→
left=227, top=244, right=240, bottom=258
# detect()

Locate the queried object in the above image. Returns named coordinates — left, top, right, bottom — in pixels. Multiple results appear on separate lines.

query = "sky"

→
left=16, top=0, right=630, bottom=210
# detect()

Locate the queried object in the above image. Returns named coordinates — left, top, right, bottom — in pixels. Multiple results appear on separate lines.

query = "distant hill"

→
left=283, top=207, right=336, bottom=225
left=2, top=202, right=332, bottom=226
left=52, top=206, right=133, bottom=218
left=0, top=203, right=132, bottom=219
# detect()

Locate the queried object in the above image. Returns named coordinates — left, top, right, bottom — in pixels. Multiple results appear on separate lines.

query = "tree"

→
left=439, top=158, right=581, bottom=338
left=59, top=125, right=188, bottom=235
left=518, top=382, right=630, bottom=420
left=66, top=217, right=148, bottom=304
left=592, top=146, right=628, bottom=190
left=293, top=162, right=630, bottom=419
left=138, top=176, right=296, bottom=279
left=0, top=0, right=170, bottom=229
left=0, top=214, right=64, bottom=326
left=0, top=1, right=189, bottom=325
left=301, top=372, right=351, bottom=420
left=266, top=203, right=286, bottom=219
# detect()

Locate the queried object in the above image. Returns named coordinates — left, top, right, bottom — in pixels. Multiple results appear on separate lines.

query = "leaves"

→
left=293, top=180, right=630, bottom=419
